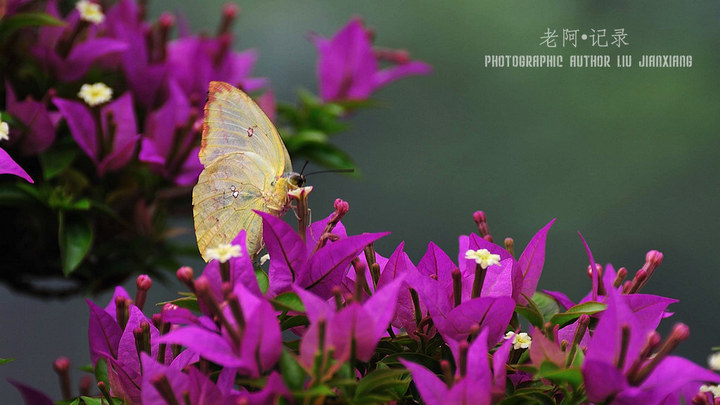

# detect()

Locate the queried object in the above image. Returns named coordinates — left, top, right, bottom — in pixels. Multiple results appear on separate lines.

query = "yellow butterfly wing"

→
left=193, top=81, right=293, bottom=261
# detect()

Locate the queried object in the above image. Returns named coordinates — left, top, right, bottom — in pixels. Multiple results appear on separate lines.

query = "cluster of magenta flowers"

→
left=10, top=195, right=720, bottom=404
left=0, top=0, right=430, bottom=295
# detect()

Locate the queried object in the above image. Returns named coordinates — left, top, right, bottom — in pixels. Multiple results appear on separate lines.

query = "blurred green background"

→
left=2, top=0, right=719, bottom=400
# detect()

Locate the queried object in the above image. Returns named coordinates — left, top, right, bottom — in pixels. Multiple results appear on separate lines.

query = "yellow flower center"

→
left=78, top=83, right=113, bottom=107
left=76, top=0, right=105, bottom=24
left=465, top=248, right=501, bottom=269
left=206, top=243, right=242, bottom=263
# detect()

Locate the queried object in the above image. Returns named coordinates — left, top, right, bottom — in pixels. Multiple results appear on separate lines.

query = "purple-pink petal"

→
left=60, top=38, right=129, bottom=81
left=87, top=299, right=122, bottom=364
left=517, top=219, right=555, bottom=304
left=157, top=327, right=247, bottom=368
left=0, top=148, right=33, bottom=183
left=400, top=359, right=448, bottom=405
left=8, top=380, right=55, bottom=405
left=257, top=211, right=308, bottom=295
left=5, top=85, right=55, bottom=155
left=371, top=60, right=433, bottom=90
left=52, top=97, right=97, bottom=162
left=301, top=232, right=389, bottom=298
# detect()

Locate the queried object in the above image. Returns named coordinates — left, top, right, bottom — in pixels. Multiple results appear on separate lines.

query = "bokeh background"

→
left=2, top=0, right=719, bottom=400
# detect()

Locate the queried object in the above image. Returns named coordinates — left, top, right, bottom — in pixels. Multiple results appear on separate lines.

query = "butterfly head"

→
left=288, top=172, right=306, bottom=188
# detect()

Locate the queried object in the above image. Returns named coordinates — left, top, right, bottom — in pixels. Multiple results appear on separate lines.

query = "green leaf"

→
left=279, top=349, right=306, bottom=391
left=532, top=291, right=560, bottom=321
left=159, top=295, right=200, bottom=312
left=292, top=384, right=336, bottom=398
left=0, top=358, right=14, bottom=365
left=255, top=268, right=269, bottom=294
left=58, top=213, right=93, bottom=275
left=39, top=147, right=76, bottom=180
left=0, top=12, right=66, bottom=42
left=539, top=365, right=583, bottom=388
left=283, top=130, right=329, bottom=151
left=499, top=390, right=556, bottom=405
left=271, top=292, right=306, bottom=313
left=549, top=301, right=606, bottom=327
left=94, top=358, right=109, bottom=387
left=79, top=397, right=104, bottom=405
left=515, top=304, right=544, bottom=328
left=354, top=368, right=411, bottom=404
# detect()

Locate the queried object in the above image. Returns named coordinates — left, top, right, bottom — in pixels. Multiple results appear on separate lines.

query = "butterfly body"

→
left=193, top=81, right=301, bottom=261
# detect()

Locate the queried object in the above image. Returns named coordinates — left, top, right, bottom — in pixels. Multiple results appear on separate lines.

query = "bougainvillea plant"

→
left=0, top=0, right=430, bottom=296
left=7, top=193, right=720, bottom=404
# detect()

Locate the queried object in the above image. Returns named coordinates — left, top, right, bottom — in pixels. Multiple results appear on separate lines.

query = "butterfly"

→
left=192, top=81, right=305, bottom=262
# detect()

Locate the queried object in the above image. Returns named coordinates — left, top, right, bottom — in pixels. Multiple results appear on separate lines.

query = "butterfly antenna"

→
left=299, top=160, right=310, bottom=175
left=303, top=168, right=355, bottom=177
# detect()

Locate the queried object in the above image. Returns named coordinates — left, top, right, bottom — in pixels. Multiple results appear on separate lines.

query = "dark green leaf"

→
left=0, top=358, right=14, bottom=365
left=354, top=368, right=411, bottom=404
left=382, top=352, right=440, bottom=374
left=0, top=12, right=66, bottom=42
left=40, top=147, right=76, bottom=180
left=279, top=349, right=306, bottom=391
left=292, top=384, right=335, bottom=398
left=549, top=301, right=606, bottom=327
left=0, top=183, right=38, bottom=206
left=499, top=391, right=556, bottom=405
left=271, top=292, right=306, bottom=313
left=255, top=268, right=269, bottom=294
left=539, top=364, right=583, bottom=388
left=58, top=213, right=93, bottom=275
left=516, top=304, right=544, bottom=328
left=280, top=315, right=309, bottom=330
left=296, top=142, right=355, bottom=172
left=283, top=130, right=328, bottom=151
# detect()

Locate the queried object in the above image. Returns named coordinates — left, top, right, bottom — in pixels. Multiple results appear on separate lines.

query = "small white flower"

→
left=288, top=185, right=313, bottom=199
left=206, top=243, right=242, bottom=263
left=504, top=331, right=532, bottom=350
left=78, top=83, right=113, bottom=106
left=0, top=120, right=9, bottom=142
left=465, top=248, right=501, bottom=269
left=699, top=384, right=720, bottom=396
left=260, top=253, right=270, bottom=265
left=76, top=0, right=105, bottom=24
left=708, top=352, right=720, bottom=371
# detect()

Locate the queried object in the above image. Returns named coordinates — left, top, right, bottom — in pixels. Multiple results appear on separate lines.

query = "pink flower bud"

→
left=136, top=274, right=152, bottom=291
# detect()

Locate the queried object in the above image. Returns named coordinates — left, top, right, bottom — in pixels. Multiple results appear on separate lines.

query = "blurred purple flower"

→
left=310, top=17, right=432, bottom=102
left=5, top=84, right=55, bottom=155
left=104, top=0, right=168, bottom=109
left=167, top=34, right=266, bottom=102
left=31, top=0, right=128, bottom=81
left=139, top=80, right=202, bottom=186
left=53, top=92, right=139, bottom=176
